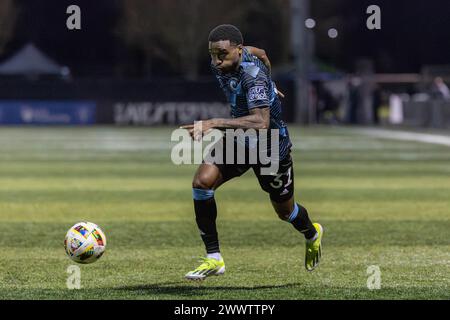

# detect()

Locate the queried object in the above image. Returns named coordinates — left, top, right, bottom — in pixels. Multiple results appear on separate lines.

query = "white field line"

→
left=354, top=128, right=450, bottom=148
left=2, top=128, right=450, bottom=151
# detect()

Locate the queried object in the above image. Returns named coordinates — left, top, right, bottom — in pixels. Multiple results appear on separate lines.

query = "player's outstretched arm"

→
left=208, top=107, right=270, bottom=130
left=180, top=107, right=270, bottom=140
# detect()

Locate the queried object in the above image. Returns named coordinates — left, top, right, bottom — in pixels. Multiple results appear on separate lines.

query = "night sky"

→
left=333, top=0, right=450, bottom=73
left=5, top=0, right=450, bottom=76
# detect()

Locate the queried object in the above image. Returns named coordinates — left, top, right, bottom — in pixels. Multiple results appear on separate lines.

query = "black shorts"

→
left=207, top=138, right=294, bottom=203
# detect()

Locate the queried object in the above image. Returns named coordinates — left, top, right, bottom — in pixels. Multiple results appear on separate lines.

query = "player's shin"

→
left=192, top=188, right=220, bottom=255
left=288, top=203, right=317, bottom=240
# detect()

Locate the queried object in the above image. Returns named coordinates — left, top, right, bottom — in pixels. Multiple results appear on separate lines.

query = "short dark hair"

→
left=208, top=24, right=243, bottom=45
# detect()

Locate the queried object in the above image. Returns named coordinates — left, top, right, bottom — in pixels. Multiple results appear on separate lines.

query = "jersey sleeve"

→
left=242, top=68, right=271, bottom=110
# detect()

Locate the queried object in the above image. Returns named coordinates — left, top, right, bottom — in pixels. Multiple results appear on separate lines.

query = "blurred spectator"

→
left=312, top=80, right=339, bottom=124
left=372, top=84, right=382, bottom=124
left=430, top=77, right=450, bottom=100
left=346, top=76, right=361, bottom=124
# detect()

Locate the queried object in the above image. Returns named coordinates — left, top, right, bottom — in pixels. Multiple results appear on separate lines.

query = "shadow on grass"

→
left=114, top=281, right=300, bottom=297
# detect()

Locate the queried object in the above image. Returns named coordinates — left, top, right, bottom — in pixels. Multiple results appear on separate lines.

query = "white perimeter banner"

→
left=114, top=102, right=230, bottom=125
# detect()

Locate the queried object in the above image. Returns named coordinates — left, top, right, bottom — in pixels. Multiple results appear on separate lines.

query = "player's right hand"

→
left=180, top=120, right=214, bottom=142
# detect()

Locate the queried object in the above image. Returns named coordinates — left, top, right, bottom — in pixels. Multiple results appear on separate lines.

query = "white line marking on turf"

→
left=355, top=128, right=450, bottom=147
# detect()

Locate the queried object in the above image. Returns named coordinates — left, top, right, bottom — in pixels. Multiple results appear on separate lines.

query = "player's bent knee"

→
left=192, top=172, right=217, bottom=189
left=192, top=177, right=212, bottom=190
left=192, top=163, right=222, bottom=189
left=192, top=173, right=215, bottom=200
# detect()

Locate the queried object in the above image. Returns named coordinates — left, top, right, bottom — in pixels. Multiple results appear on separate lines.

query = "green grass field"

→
left=0, top=125, right=449, bottom=300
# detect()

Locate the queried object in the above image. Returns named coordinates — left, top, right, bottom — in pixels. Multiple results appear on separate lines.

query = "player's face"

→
left=209, top=40, right=242, bottom=73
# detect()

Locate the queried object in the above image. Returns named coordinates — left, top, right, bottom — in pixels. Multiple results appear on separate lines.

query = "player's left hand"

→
left=275, top=87, right=285, bottom=99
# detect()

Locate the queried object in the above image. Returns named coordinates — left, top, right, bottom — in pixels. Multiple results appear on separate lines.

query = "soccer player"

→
left=181, top=24, right=323, bottom=280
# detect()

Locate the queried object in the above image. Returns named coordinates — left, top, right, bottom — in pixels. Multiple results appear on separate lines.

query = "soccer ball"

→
left=64, top=221, right=106, bottom=264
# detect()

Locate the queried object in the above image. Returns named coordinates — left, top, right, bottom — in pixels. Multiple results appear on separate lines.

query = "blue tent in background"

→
left=0, top=43, right=70, bottom=77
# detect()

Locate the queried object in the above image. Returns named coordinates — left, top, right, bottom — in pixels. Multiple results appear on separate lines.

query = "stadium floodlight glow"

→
left=328, top=28, right=338, bottom=39
left=305, top=18, right=316, bottom=29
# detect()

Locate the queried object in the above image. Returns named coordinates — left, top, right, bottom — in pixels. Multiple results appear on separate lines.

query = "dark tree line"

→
left=117, top=0, right=291, bottom=79
left=0, top=0, right=18, bottom=55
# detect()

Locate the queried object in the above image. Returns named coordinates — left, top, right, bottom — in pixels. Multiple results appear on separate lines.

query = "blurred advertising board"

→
left=0, top=101, right=96, bottom=125
left=107, top=101, right=231, bottom=125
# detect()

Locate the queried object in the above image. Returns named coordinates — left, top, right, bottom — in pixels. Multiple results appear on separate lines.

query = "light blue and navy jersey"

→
left=211, top=47, right=292, bottom=161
